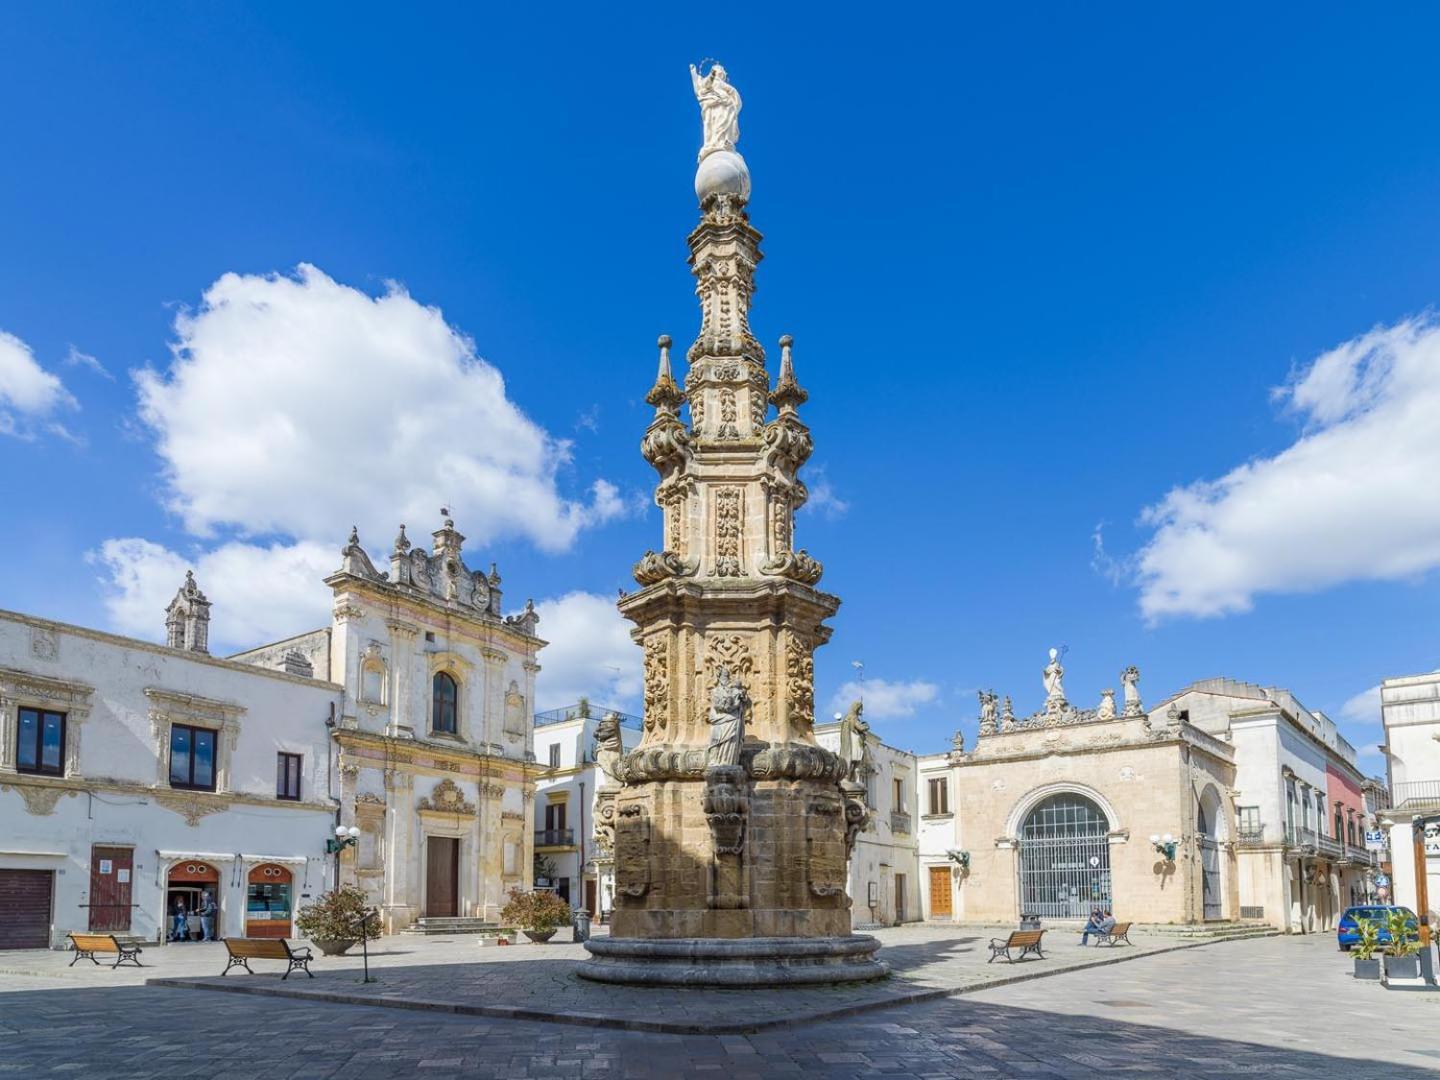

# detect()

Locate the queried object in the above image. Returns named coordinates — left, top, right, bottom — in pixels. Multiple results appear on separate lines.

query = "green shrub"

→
left=296, top=885, right=381, bottom=942
left=499, top=887, right=573, bottom=933
left=1352, top=920, right=1380, bottom=961
left=1386, top=909, right=1421, bottom=958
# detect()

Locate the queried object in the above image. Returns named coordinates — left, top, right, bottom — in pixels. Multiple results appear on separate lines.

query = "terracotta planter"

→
left=312, top=938, right=355, bottom=956
left=1353, top=957, right=1381, bottom=980
left=523, top=928, right=557, bottom=944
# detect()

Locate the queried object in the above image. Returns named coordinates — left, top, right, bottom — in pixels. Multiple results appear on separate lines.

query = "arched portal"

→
left=1016, top=793, right=1112, bottom=919
left=1196, top=784, right=1225, bottom=920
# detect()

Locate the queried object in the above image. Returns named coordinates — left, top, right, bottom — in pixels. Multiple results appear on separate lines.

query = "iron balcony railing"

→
left=1345, top=844, right=1378, bottom=866
left=1316, top=834, right=1343, bottom=859
left=1236, top=827, right=1267, bottom=846
left=1392, top=780, right=1440, bottom=808
left=890, top=811, right=912, bottom=835
left=533, top=705, right=643, bottom=730
left=535, top=828, right=575, bottom=847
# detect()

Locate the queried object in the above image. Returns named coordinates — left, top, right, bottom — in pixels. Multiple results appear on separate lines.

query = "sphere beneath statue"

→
left=695, top=150, right=751, bottom=203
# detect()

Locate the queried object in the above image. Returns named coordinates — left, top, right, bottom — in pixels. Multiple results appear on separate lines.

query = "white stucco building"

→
left=0, top=513, right=546, bottom=949
left=1152, top=678, right=1375, bottom=932
left=916, top=745, right=963, bottom=922
left=1380, top=669, right=1440, bottom=926
left=532, top=704, right=642, bottom=919
left=815, top=718, right=920, bottom=926
left=0, top=602, right=340, bottom=949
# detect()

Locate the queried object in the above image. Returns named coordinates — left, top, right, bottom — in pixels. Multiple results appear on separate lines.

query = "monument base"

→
left=577, top=934, right=888, bottom=986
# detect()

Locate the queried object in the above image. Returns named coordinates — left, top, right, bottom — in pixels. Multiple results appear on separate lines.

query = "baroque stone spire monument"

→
left=578, top=64, right=886, bottom=986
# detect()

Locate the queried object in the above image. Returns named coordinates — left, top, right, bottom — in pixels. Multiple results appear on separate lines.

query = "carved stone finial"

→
left=646, top=334, right=685, bottom=415
left=348, top=525, right=360, bottom=547
left=770, top=334, right=808, bottom=413
left=165, top=571, right=212, bottom=654
left=393, top=523, right=410, bottom=553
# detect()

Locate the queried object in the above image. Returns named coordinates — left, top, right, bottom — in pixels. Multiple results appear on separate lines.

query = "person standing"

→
left=199, top=892, right=217, bottom=942
left=171, top=898, right=188, bottom=943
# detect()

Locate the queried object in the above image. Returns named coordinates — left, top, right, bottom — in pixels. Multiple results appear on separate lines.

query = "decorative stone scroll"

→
left=642, top=636, right=669, bottom=732
left=1, top=782, right=77, bottom=817
left=418, top=777, right=475, bottom=815
left=614, top=804, right=651, bottom=897
left=702, top=764, right=748, bottom=855
left=712, top=488, right=743, bottom=576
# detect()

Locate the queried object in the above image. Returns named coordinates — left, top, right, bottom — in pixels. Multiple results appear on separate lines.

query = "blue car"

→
left=1337, top=905, right=1419, bottom=951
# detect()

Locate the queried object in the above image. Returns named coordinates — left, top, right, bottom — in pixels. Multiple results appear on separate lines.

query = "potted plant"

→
left=1352, top=921, right=1381, bottom=981
left=500, top=887, right=573, bottom=944
left=1383, top=909, right=1422, bottom=982
left=296, top=885, right=381, bottom=956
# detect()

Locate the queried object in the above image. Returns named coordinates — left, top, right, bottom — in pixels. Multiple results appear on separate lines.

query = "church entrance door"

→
left=425, top=837, right=459, bottom=917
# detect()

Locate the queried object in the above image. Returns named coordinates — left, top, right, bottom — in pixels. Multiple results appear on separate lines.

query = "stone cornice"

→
left=960, top=729, right=1234, bottom=770
left=0, top=609, right=343, bottom=692
left=327, top=578, right=545, bottom=651
left=144, top=687, right=247, bottom=724
left=334, top=729, right=542, bottom=781
left=0, top=772, right=335, bottom=814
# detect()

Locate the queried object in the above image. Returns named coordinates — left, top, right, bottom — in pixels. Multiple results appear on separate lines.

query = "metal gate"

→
left=1199, top=837, right=1222, bottom=920
left=1017, top=794, right=1112, bottom=918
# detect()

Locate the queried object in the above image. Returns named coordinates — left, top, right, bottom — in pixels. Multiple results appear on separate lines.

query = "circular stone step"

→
left=577, top=934, right=888, bottom=986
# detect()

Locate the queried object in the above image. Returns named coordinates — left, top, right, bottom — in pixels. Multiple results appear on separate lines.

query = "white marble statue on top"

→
left=690, top=61, right=742, bottom=162
left=707, top=666, right=748, bottom=768
left=1043, top=647, right=1065, bottom=703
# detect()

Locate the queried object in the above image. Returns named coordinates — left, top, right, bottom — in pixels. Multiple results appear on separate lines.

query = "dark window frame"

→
left=276, top=752, right=302, bottom=801
left=16, top=707, right=66, bottom=777
left=927, top=776, right=949, bottom=815
left=548, top=743, right=561, bottom=769
left=168, top=722, right=218, bottom=791
left=432, top=672, right=459, bottom=735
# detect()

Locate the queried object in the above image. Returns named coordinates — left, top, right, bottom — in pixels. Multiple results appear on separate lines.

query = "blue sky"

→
left=4, top=6, right=1440, bottom=769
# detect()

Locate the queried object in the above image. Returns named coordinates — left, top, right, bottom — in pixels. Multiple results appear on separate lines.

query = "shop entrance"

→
left=166, top=860, right=220, bottom=941
left=246, top=864, right=293, bottom=938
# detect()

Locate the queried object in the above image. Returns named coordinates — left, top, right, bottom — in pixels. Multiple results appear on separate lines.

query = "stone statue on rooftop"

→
left=690, top=61, right=742, bottom=162
left=1121, top=665, right=1143, bottom=716
left=1043, top=647, right=1065, bottom=703
left=706, top=666, right=748, bottom=768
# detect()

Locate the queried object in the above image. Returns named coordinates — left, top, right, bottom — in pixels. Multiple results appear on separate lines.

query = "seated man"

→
left=1095, top=910, right=1117, bottom=942
left=1079, top=908, right=1104, bottom=946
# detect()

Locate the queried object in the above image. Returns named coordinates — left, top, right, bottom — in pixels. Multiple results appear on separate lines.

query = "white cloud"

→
left=1340, top=685, right=1382, bottom=725
left=800, top=467, right=849, bottom=520
left=134, top=263, right=629, bottom=550
left=0, top=329, right=77, bottom=439
left=531, top=591, right=641, bottom=712
left=825, top=678, right=939, bottom=720
left=63, top=344, right=113, bottom=381
left=90, top=537, right=335, bottom=652
left=94, top=264, right=638, bottom=650
left=1136, top=315, right=1440, bottom=620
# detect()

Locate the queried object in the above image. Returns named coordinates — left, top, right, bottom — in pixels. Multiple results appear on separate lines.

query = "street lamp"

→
left=1149, top=833, right=1177, bottom=862
left=327, top=825, right=360, bottom=887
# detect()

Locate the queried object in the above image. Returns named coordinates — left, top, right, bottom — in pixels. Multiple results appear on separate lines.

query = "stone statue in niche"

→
left=838, top=700, right=872, bottom=783
left=690, top=61, right=741, bottom=161
left=706, top=666, right=747, bottom=768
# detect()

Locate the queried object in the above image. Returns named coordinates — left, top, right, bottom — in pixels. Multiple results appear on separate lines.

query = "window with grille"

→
left=1017, top=794, right=1111, bottom=918
left=16, top=707, right=65, bottom=776
left=927, top=777, right=949, bottom=815
left=276, top=752, right=302, bottom=800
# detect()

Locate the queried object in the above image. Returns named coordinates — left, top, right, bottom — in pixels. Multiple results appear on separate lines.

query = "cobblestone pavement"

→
left=0, top=923, right=1272, bottom=1033
left=0, top=935, right=1436, bottom=1077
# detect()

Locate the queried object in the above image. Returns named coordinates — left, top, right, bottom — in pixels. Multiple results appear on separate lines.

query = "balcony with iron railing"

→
left=535, top=828, right=576, bottom=848
left=534, top=704, right=643, bottom=730
left=1392, top=780, right=1440, bottom=808
left=890, top=810, right=913, bottom=835
left=1236, top=826, right=1267, bottom=846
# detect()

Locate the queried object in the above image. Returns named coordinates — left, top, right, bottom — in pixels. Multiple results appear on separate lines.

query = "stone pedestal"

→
left=578, top=934, right=885, bottom=986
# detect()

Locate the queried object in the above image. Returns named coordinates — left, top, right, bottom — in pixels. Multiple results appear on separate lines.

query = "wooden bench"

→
left=221, top=938, right=314, bottom=980
left=988, top=928, right=1046, bottom=963
left=68, top=932, right=143, bottom=969
left=1099, top=920, right=1133, bottom=947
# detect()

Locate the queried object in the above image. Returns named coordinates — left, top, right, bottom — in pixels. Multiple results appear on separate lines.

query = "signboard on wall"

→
left=1365, top=829, right=1387, bottom=851
left=1426, top=820, right=1440, bottom=856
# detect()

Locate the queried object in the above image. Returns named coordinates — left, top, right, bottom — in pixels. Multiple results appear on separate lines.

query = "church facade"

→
left=232, top=518, right=545, bottom=930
